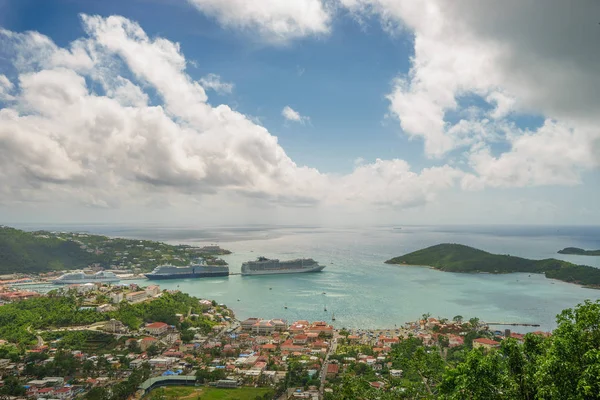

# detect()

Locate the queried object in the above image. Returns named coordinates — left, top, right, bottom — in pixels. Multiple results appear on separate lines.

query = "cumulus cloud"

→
left=282, top=105, right=309, bottom=124
left=0, top=14, right=458, bottom=212
left=186, top=0, right=332, bottom=43
left=341, top=0, right=600, bottom=187
left=199, top=73, right=234, bottom=94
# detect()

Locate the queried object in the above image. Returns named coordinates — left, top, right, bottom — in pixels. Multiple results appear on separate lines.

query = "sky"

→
left=0, top=0, right=598, bottom=226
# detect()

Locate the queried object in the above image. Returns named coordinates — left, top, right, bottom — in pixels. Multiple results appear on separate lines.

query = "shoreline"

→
left=386, top=262, right=600, bottom=290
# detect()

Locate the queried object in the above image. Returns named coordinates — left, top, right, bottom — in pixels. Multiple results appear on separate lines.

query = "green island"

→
left=0, top=225, right=230, bottom=274
left=558, top=247, right=600, bottom=256
left=385, top=243, right=600, bottom=288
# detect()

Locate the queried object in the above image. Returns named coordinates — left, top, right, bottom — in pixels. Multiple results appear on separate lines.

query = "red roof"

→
left=142, top=337, right=157, bottom=342
left=327, top=363, right=339, bottom=374
left=146, top=322, right=168, bottom=329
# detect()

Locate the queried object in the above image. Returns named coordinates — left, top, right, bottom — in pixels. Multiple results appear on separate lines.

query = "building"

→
left=145, top=322, right=169, bottom=336
left=109, top=292, right=124, bottom=303
left=473, top=338, right=500, bottom=350
left=103, top=319, right=126, bottom=333
left=216, top=379, right=239, bottom=388
left=390, top=369, right=403, bottom=378
left=241, top=318, right=261, bottom=331
left=125, top=290, right=148, bottom=303
left=326, top=363, right=339, bottom=379
left=145, top=285, right=161, bottom=297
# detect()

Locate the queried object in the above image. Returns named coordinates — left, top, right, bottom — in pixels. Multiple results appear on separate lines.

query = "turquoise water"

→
left=18, top=224, right=600, bottom=332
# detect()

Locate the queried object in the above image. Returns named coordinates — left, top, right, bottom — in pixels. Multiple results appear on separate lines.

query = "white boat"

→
left=53, top=271, right=120, bottom=285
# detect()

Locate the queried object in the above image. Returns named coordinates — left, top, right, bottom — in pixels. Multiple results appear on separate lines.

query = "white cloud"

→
left=199, top=73, right=234, bottom=94
left=0, top=14, right=457, bottom=214
left=341, top=0, right=600, bottom=186
left=186, top=0, right=332, bottom=43
left=282, top=105, right=309, bottom=124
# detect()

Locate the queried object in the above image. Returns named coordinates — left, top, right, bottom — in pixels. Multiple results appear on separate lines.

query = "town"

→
left=0, top=276, right=557, bottom=400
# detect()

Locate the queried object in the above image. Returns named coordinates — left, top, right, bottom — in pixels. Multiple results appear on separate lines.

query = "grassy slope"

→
left=385, top=243, right=600, bottom=287
left=146, top=386, right=273, bottom=400
left=0, top=226, right=103, bottom=274
left=558, top=247, right=600, bottom=256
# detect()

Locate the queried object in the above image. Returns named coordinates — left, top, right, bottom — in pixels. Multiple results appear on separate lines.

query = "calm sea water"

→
left=18, top=224, right=600, bottom=332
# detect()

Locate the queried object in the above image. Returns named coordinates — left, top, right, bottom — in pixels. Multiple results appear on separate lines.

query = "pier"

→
left=486, top=322, right=540, bottom=327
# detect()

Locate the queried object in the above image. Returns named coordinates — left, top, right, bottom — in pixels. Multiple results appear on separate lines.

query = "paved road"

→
left=319, top=335, right=338, bottom=396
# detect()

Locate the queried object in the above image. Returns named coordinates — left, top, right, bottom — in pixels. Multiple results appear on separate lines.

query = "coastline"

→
left=386, top=262, right=600, bottom=290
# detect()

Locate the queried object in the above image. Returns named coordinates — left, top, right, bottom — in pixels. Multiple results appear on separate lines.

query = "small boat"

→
left=237, top=299, right=240, bottom=301
left=324, top=305, right=327, bottom=312
left=269, top=287, right=272, bottom=290
left=284, top=304, right=288, bottom=309
left=332, top=312, right=336, bottom=321
left=322, top=292, right=326, bottom=294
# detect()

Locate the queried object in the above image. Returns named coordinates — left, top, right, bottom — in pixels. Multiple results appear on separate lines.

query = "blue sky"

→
left=0, top=0, right=598, bottom=225
left=1, top=0, right=419, bottom=174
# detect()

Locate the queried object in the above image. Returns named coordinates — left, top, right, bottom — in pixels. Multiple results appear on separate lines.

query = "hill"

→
left=0, top=226, right=103, bottom=274
left=0, top=226, right=230, bottom=274
left=558, top=247, right=600, bottom=256
left=385, top=243, right=600, bottom=288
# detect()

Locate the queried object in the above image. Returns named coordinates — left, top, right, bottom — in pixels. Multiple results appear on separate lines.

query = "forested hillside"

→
left=0, top=226, right=103, bottom=274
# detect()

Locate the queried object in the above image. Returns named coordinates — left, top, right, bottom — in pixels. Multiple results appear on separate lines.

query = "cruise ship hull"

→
left=241, top=265, right=325, bottom=276
left=145, top=271, right=230, bottom=280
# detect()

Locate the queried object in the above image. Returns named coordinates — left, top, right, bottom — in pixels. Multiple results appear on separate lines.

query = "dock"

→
left=486, top=322, right=540, bottom=327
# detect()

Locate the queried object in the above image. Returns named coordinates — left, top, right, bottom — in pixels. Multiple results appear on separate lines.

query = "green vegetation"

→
left=0, top=226, right=100, bottom=274
left=558, top=247, right=600, bottom=256
left=385, top=243, right=600, bottom=288
left=146, top=386, right=273, bottom=400
left=0, top=225, right=230, bottom=274
left=0, top=291, right=216, bottom=344
left=327, top=300, right=600, bottom=399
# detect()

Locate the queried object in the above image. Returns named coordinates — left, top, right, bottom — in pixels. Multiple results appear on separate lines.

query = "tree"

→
left=469, top=317, right=480, bottom=330
left=0, top=376, right=26, bottom=397
left=85, top=387, right=110, bottom=400
left=453, top=315, right=463, bottom=324
left=196, top=368, right=211, bottom=383
left=535, top=299, right=600, bottom=399
left=439, top=348, right=516, bottom=400
left=146, top=344, right=160, bottom=357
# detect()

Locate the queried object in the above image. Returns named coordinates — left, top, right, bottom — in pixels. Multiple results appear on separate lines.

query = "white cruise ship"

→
left=241, top=257, right=325, bottom=276
left=53, top=271, right=120, bottom=285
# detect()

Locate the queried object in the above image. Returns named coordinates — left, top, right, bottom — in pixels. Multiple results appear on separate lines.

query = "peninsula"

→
left=385, top=243, right=600, bottom=288
left=0, top=225, right=230, bottom=275
left=558, top=247, right=600, bottom=256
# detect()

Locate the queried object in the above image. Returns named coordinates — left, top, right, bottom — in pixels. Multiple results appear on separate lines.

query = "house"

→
left=145, top=322, right=169, bottom=336
left=390, top=369, right=403, bottom=378
left=370, top=381, right=385, bottom=390
left=293, top=334, right=308, bottom=345
left=473, top=338, right=500, bottom=350
left=326, top=363, right=339, bottom=379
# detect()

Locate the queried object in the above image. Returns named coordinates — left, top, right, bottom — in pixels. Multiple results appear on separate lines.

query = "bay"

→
left=19, top=224, right=600, bottom=332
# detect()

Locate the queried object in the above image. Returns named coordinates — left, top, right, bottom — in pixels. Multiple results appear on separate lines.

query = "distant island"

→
left=0, top=225, right=230, bottom=275
left=558, top=247, right=600, bottom=256
left=385, top=243, right=600, bottom=288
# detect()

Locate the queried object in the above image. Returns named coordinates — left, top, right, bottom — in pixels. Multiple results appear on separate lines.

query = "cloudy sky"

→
left=0, top=0, right=598, bottom=226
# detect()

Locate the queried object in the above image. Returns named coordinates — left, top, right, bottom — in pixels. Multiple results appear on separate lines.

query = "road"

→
left=319, top=334, right=338, bottom=396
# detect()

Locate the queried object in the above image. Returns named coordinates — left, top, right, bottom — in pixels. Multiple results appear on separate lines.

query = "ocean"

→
left=18, top=224, right=600, bottom=332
